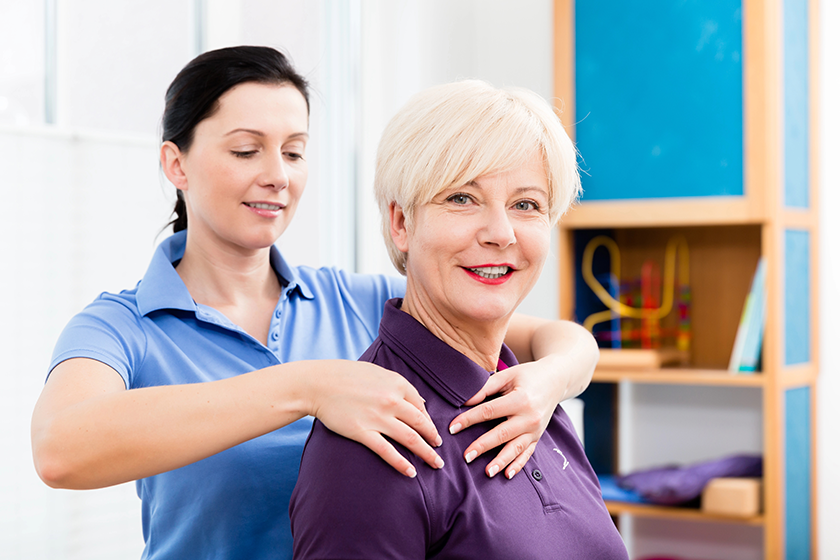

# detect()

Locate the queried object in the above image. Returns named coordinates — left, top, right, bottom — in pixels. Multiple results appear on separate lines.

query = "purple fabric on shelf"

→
left=616, top=454, right=762, bottom=506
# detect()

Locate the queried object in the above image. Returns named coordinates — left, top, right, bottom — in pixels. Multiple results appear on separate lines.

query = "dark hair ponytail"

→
left=170, top=191, right=188, bottom=233
left=162, top=46, right=310, bottom=233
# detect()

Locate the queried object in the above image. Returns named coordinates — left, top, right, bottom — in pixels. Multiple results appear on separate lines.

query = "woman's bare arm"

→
left=449, top=316, right=598, bottom=479
left=503, top=314, right=598, bottom=399
left=32, top=357, right=442, bottom=489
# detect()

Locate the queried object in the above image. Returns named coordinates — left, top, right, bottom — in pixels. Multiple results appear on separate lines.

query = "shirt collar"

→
left=377, top=298, right=518, bottom=407
left=135, top=230, right=313, bottom=317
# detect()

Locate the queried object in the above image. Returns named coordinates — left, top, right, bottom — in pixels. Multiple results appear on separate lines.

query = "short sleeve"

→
left=49, top=293, right=147, bottom=388
left=290, top=420, right=429, bottom=559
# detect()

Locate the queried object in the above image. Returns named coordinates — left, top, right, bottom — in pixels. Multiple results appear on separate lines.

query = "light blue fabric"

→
left=49, top=231, right=406, bottom=560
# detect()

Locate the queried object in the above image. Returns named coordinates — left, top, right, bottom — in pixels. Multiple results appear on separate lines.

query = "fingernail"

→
left=434, top=456, right=445, bottom=469
left=506, top=469, right=516, bottom=479
left=449, top=423, right=462, bottom=435
left=406, top=466, right=417, bottom=478
left=488, top=465, right=499, bottom=478
left=465, top=450, right=477, bottom=463
left=435, top=435, right=443, bottom=447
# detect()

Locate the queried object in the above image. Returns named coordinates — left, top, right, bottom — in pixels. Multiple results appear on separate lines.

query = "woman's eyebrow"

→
left=467, top=180, right=547, bottom=196
left=224, top=129, right=310, bottom=140
left=225, top=128, right=265, bottom=137
left=514, top=186, right=549, bottom=196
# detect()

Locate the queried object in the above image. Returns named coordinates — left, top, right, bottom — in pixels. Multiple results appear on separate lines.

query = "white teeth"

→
left=246, top=202, right=282, bottom=210
left=468, top=266, right=510, bottom=279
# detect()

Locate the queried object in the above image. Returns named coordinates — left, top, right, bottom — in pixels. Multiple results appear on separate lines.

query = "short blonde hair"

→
left=374, top=80, right=581, bottom=273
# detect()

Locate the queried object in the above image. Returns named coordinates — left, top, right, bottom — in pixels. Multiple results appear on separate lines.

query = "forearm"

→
left=506, top=315, right=599, bottom=400
left=529, top=319, right=598, bottom=400
left=31, top=359, right=322, bottom=490
left=33, top=357, right=441, bottom=489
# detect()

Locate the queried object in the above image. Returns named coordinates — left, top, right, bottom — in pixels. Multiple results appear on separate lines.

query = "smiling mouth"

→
left=245, top=202, right=283, bottom=211
left=467, top=266, right=512, bottom=279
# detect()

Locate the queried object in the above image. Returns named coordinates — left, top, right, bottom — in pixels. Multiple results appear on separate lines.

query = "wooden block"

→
left=701, top=477, right=762, bottom=517
left=597, top=348, right=689, bottom=370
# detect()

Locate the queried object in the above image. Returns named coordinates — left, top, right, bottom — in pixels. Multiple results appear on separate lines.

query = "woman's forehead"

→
left=206, top=82, right=309, bottom=132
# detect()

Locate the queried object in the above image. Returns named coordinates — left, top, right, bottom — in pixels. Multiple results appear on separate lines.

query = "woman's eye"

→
left=514, top=200, right=539, bottom=211
left=448, top=194, right=471, bottom=205
left=231, top=150, right=257, bottom=158
left=285, top=151, right=304, bottom=161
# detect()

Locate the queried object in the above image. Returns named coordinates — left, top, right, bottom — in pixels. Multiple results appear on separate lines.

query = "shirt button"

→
left=274, top=309, right=281, bottom=319
left=271, top=330, right=280, bottom=341
left=531, top=469, right=543, bottom=482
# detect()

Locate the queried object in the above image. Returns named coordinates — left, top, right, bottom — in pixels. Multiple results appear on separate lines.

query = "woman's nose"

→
left=479, top=207, right=516, bottom=248
left=259, top=151, right=289, bottom=190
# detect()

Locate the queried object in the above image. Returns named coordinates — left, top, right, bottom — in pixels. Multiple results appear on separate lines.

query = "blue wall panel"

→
left=785, top=387, right=812, bottom=559
left=784, top=230, right=811, bottom=365
left=784, top=0, right=810, bottom=209
left=576, top=0, right=743, bottom=201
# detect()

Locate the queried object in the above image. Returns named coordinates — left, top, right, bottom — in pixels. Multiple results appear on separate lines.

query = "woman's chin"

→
left=455, top=302, right=518, bottom=327
left=238, top=227, right=288, bottom=250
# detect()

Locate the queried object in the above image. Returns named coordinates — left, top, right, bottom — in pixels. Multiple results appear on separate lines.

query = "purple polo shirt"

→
left=290, top=299, right=628, bottom=559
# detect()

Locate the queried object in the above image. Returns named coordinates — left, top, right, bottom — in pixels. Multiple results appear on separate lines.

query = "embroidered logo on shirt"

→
left=553, top=448, right=570, bottom=470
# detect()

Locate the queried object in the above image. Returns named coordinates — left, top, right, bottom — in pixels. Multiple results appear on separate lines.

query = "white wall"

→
left=0, top=126, right=168, bottom=559
left=817, top=0, right=840, bottom=556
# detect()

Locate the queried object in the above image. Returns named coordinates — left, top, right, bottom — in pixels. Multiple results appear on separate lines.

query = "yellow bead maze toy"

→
left=581, top=235, right=691, bottom=364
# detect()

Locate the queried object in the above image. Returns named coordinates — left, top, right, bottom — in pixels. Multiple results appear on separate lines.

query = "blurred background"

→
left=0, top=1, right=836, bottom=558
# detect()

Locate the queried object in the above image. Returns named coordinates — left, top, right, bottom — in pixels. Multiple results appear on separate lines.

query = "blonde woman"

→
left=290, top=80, right=626, bottom=559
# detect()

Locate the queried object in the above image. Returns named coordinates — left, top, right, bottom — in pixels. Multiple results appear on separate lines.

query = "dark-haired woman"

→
left=31, top=46, right=598, bottom=560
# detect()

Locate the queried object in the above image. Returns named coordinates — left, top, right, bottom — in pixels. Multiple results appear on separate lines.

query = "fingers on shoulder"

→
left=356, top=432, right=420, bottom=478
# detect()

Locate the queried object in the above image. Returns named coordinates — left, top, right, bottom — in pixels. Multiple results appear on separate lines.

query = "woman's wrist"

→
left=264, top=360, right=332, bottom=423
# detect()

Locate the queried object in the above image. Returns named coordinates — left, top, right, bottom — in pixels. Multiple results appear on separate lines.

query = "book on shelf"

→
left=728, top=257, right=767, bottom=373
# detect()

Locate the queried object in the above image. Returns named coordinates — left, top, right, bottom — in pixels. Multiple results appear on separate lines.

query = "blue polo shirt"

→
left=290, top=299, right=628, bottom=559
left=49, top=231, right=405, bottom=560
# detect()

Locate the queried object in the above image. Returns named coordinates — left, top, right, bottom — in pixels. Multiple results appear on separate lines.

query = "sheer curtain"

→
left=0, top=1, right=355, bottom=557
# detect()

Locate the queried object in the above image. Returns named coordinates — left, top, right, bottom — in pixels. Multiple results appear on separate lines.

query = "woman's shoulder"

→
left=79, top=286, right=145, bottom=322
left=49, top=287, right=148, bottom=384
left=290, top=267, right=406, bottom=317
left=293, top=265, right=405, bottom=295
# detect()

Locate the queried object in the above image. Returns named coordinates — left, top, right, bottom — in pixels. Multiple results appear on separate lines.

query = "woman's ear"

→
left=160, top=141, right=188, bottom=191
left=389, top=202, right=409, bottom=253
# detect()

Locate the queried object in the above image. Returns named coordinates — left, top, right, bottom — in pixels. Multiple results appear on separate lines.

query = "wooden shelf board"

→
left=561, top=197, right=765, bottom=229
left=604, top=500, right=765, bottom=526
left=592, top=367, right=767, bottom=387
left=779, top=363, right=818, bottom=388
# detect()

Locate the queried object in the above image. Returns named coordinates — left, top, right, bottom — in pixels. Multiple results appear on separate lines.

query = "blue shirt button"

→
left=274, top=309, right=282, bottom=319
left=271, top=330, right=280, bottom=341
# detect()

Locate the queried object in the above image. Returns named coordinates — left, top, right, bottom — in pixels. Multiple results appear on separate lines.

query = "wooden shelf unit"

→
left=554, top=0, right=819, bottom=558
left=604, top=501, right=766, bottom=527
left=592, top=368, right=767, bottom=388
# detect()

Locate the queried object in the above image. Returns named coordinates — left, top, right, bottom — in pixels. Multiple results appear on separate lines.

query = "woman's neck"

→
left=175, top=229, right=282, bottom=344
left=400, top=286, right=508, bottom=372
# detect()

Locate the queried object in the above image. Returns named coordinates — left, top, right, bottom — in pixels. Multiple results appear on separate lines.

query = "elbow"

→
left=589, top=336, right=600, bottom=373
left=574, top=329, right=599, bottom=397
left=32, top=446, right=74, bottom=489
left=31, top=422, right=81, bottom=489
